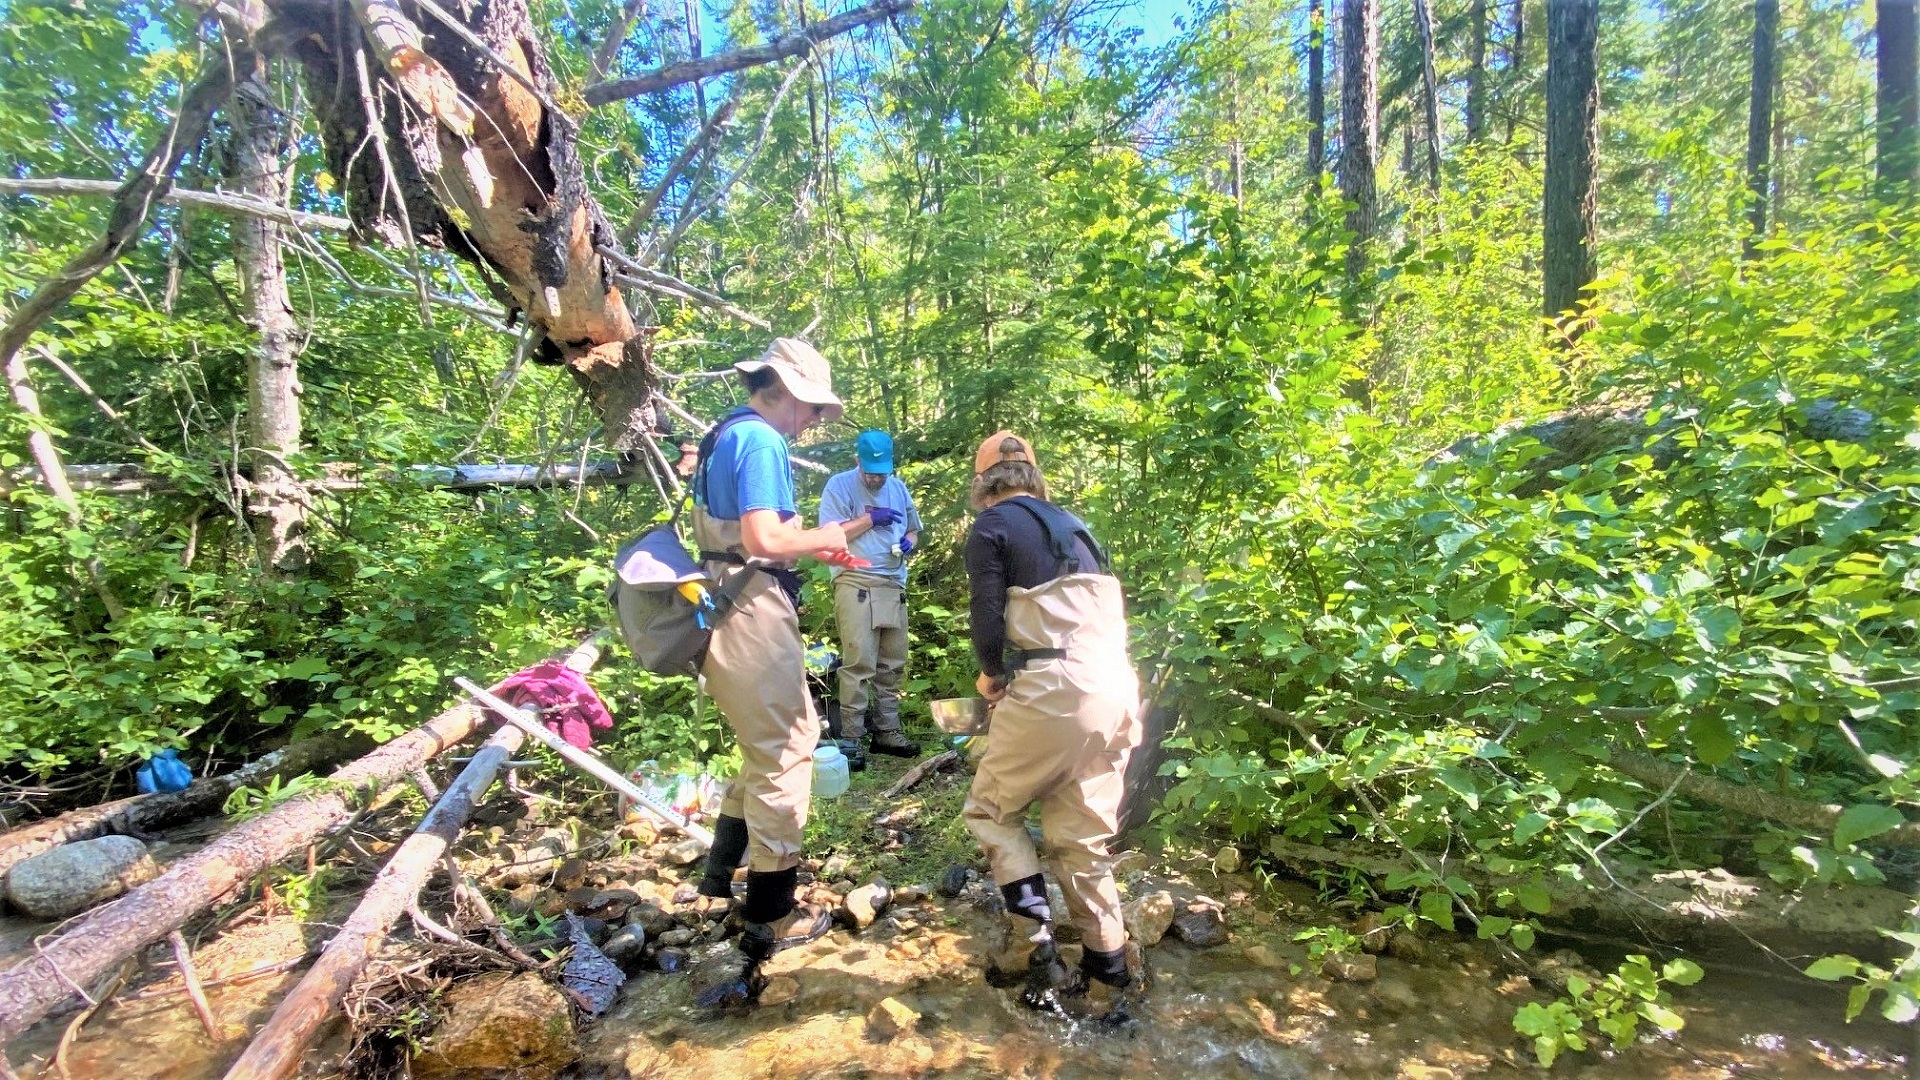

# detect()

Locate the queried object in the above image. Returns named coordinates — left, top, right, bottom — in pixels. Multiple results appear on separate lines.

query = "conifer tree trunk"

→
left=1543, top=0, right=1599, bottom=325
left=1308, top=0, right=1327, bottom=199
left=1744, top=0, right=1779, bottom=258
left=1878, top=0, right=1919, bottom=200
left=1505, top=0, right=1524, bottom=145
left=1413, top=0, right=1442, bottom=192
left=1338, top=0, right=1378, bottom=285
left=1466, top=0, right=1487, bottom=143
left=230, top=58, right=307, bottom=575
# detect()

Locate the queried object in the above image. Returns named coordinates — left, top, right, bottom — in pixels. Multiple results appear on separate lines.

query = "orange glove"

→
left=815, top=549, right=872, bottom=570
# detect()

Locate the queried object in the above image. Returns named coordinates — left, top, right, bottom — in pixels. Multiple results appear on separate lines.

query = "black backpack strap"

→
left=692, top=410, right=770, bottom=512
left=1005, top=497, right=1110, bottom=575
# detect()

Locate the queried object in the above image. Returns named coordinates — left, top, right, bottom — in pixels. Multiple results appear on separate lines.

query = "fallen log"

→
left=0, top=732, right=367, bottom=881
left=1261, top=835, right=1912, bottom=960
left=0, top=632, right=609, bottom=1050
left=221, top=724, right=526, bottom=1080
left=880, top=749, right=960, bottom=801
left=1607, top=749, right=1920, bottom=848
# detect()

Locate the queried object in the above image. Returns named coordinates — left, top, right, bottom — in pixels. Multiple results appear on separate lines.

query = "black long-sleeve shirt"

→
left=964, top=496, right=1101, bottom=678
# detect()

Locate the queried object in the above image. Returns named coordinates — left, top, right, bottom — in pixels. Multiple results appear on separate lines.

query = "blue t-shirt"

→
left=818, top=469, right=923, bottom=585
left=698, top=407, right=796, bottom=522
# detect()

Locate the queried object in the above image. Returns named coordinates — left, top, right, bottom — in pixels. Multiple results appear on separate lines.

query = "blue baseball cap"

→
left=856, top=429, right=894, bottom=474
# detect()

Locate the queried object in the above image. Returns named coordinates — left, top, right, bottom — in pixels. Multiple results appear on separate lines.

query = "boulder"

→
left=1321, top=952, right=1378, bottom=982
left=412, top=973, right=577, bottom=1079
left=1123, top=891, right=1176, bottom=948
left=1170, top=897, right=1229, bottom=948
left=866, top=996, right=920, bottom=1040
left=6, top=835, right=157, bottom=919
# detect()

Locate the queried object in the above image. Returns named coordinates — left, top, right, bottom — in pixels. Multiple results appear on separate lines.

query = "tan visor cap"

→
left=973, top=431, right=1038, bottom=476
left=734, top=338, right=844, bottom=424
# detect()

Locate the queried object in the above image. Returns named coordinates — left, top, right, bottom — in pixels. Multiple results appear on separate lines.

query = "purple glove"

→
left=867, top=506, right=904, bottom=529
left=899, top=535, right=916, bottom=557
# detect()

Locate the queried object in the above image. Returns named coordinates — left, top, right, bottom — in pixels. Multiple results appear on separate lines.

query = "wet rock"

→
left=1171, top=898, right=1229, bottom=948
left=563, top=886, right=601, bottom=913
left=1321, top=952, right=1378, bottom=982
left=866, top=996, right=920, bottom=1040
left=657, top=927, right=697, bottom=947
left=6, top=835, right=156, bottom=919
left=602, top=925, right=648, bottom=970
left=892, top=885, right=927, bottom=906
left=653, top=947, right=688, bottom=974
left=664, top=838, right=706, bottom=866
left=671, top=883, right=700, bottom=905
left=581, top=887, right=640, bottom=921
left=841, top=880, right=891, bottom=929
left=553, top=857, right=590, bottom=893
left=937, top=865, right=973, bottom=897
left=1372, top=973, right=1419, bottom=1012
left=1385, top=930, right=1429, bottom=963
left=412, top=972, right=577, bottom=1080
left=627, top=899, right=676, bottom=938
left=1243, top=944, right=1287, bottom=970
left=1124, top=891, right=1176, bottom=947
left=1353, top=911, right=1390, bottom=954
left=689, top=945, right=759, bottom=1009
left=759, top=975, right=800, bottom=1006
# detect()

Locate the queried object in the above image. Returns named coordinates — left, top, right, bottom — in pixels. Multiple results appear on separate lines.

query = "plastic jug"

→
left=812, top=743, right=850, bottom=799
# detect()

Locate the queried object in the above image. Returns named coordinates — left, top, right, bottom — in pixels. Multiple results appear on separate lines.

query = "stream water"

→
left=4, top=838, right=1909, bottom=1078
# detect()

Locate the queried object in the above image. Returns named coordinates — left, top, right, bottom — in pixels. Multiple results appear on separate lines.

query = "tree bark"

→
left=1465, top=0, right=1487, bottom=143
left=1543, top=0, right=1599, bottom=326
left=1743, top=0, right=1779, bottom=258
left=229, top=58, right=307, bottom=575
left=1608, top=750, right=1920, bottom=848
left=1413, top=0, right=1442, bottom=193
left=221, top=726, right=526, bottom=1080
left=1338, top=0, right=1377, bottom=286
left=1308, top=0, right=1327, bottom=200
left=0, top=178, right=350, bottom=232
left=0, top=733, right=365, bottom=880
left=1877, top=0, right=1918, bottom=201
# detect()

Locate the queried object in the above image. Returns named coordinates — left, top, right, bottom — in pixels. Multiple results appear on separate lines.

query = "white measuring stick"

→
left=454, top=676, right=714, bottom=848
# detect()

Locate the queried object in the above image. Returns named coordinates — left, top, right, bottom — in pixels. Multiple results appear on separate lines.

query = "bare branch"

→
left=599, top=246, right=773, bottom=330
left=620, top=95, right=740, bottom=248
left=582, top=0, right=912, bottom=107
left=655, top=57, right=812, bottom=259
left=0, top=178, right=352, bottom=233
left=592, top=0, right=649, bottom=79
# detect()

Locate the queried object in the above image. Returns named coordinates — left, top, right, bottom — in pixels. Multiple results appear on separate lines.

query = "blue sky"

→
left=1124, top=0, right=1192, bottom=47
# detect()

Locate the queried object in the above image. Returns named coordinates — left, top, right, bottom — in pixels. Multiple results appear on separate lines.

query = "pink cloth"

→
left=497, top=660, right=614, bottom=750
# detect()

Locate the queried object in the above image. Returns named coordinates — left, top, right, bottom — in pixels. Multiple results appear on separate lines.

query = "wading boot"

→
left=985, top=874, right=1057, bottom=988
left=869, top=729, right=921, bottom=758
left=1074, top=942, right=1147, bottom=1031
left=738, top=868, right=833, bottom=963
left=837, top=737, right=868, bottom=772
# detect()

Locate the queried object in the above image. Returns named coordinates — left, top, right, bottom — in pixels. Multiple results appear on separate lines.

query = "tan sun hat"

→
left=734, top=338, right=844, bottom=424
left=973, top=431, right=1038, bottom=476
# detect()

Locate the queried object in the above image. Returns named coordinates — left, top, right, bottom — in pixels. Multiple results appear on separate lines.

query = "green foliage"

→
left=1513, top=955, right=1705, bottom=1067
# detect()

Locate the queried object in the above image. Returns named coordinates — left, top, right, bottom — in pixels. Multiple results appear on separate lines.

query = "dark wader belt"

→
left=1007, top=647, right=1066, bottom=671
left=699, top=548, right=805, bottom=608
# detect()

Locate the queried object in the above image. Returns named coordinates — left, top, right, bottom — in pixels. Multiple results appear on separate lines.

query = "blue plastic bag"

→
left=136, top=749, right=192, bottom=794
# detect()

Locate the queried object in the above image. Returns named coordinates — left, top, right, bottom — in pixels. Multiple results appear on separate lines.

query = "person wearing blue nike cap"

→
left=818, top=429, right=924, bottom=769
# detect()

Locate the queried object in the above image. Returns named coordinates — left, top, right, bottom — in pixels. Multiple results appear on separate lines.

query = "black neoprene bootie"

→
left=697, top=815, right=749, bottom=899
left=738, top=867, right=832, bottom=962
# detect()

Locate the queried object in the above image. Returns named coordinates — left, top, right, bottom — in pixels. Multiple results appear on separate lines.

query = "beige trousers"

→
left=693, top=509, right=817, bottom=872
left=833, top=574, right=907, bottom=736
left=962, top=573, right=1141, bottom=952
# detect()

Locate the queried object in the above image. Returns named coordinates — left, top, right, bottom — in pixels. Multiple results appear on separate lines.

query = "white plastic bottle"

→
left=812, top=743, right=851, bottom=798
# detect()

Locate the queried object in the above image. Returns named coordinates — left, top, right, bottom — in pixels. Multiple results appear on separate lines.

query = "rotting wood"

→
left=0, top=732, right=365, bottom=881
left=221, top=724, right=527, bottom=1080
left=880, top=749, right=960, bottom=800
left=0, top=631, right=608, bottom=1049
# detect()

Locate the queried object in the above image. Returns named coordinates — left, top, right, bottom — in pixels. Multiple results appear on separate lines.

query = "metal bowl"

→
left=928, top=697, right=991, bottom=735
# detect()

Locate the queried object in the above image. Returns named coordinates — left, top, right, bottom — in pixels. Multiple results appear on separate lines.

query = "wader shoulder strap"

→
left=691, top=411, right=771, bottom=516
left=1005, top=497, right=1110, bottom=575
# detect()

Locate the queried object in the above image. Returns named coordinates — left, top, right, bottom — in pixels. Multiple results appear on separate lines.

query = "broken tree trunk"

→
left=230, top=56, right=309, bottom=576
left=0, top=632, right=607, bottom=1049
left=221, top=725, right=527, bottom=1079
left=0, top=732, right=366, bottom=881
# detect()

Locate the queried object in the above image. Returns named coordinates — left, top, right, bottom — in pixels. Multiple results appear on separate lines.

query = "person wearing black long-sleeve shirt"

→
left=959, top=431, right=1144, bottom=1002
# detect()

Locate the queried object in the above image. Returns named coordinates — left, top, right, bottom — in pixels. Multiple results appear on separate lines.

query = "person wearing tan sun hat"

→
left=959, top=431, right=1144, bottom=1005
left=685, top=337, right=877, bottom=973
